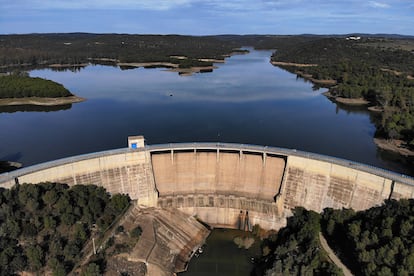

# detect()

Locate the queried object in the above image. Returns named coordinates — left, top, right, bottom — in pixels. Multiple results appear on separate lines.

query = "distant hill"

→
left=0, top=33, right=241, bottom=72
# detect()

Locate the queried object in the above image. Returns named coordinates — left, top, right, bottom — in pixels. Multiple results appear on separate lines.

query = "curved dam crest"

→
left=1, top=136, right=414, bottom=231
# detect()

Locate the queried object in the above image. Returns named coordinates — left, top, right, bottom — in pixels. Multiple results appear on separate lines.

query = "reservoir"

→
left=0, top=48, right=412, bottom=175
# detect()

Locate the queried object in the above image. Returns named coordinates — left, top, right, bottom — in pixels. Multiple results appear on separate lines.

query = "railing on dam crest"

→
left=148, top=142, right=414, bottom=185
left=1, top=142, right=413, bottom=186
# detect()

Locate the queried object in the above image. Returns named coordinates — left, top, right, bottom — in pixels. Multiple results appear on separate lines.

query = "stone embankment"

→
left=124, top=205, right=209, bottom=275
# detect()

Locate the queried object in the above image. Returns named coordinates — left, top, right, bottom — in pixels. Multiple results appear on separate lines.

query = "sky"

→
left=0, top=0, right=413, bottom=35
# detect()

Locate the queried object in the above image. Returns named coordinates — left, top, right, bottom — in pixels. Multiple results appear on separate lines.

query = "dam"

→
left=2, top=136, right=414, bottom=274
left=1, top=135, right=414, bottom=230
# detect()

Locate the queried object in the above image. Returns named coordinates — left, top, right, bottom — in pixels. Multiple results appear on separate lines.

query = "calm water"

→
left=181, top=228, right=260, bottom=276
left=0, top=48, right=412, bottom=175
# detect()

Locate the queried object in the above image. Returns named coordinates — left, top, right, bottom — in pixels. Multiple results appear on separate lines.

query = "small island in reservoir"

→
left=0, top=74, right=84, bottom=106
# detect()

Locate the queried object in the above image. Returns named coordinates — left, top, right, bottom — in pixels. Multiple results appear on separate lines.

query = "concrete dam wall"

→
left=1, top=139, right=414, bottom=231
left=152, top=150, right=286, bottom=229
left=0, top=148, right=158, bottom=206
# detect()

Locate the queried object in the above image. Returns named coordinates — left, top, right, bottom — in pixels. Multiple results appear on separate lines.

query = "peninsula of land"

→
left=0, top=74, right=84, bottom=106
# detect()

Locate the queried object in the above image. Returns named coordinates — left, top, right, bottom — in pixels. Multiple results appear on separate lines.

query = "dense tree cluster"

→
left=253, top=199, right=414, bottom=275
left=271, top=37, right=414, bottom=72
left=0, top=33, right=241, bottom=72
left=322, top=199, right=414, bottom=275
left=0, top=183, right=130, bottom=275
left=0, top=74, right=72, bottom=98
left=271, top=37, right=414, bottom=148
left=252, top=208, right=342, bottom=275
left=215, top=34, right=321, bottom=51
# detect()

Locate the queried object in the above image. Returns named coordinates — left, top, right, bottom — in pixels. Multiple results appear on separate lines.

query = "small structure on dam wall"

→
left=1, top=135, right=414, bottom=230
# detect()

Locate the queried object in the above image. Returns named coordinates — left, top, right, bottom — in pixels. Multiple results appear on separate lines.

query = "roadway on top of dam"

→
left=1, top=142, right=414, bottom=187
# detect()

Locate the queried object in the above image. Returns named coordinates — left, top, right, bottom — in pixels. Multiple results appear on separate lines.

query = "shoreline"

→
left=49, top=63, right=89, bottom=68
left=118, top=58, right=225, bottom=75
left=2, top=54, right=233, bottom=78
left=374, top=138, right=414, bottom=157
left=117, top=61, right=219, bottom=76
left=323, top=92, right=370, bottom=105
left=271, top=61, right=414, bottom=158
left=0, top=161, right=22, bottom=173
left=271, top=62, right=336, bottom=85
left=0, top=96, right=85, bottom=106
left=271, top=61, right=318, bottom=67
left=117, top=61, right=179, bottom=68
left=295, top=71, right=337, bottom=86
left=1, top=54, right=235, bottom=108
left=166, top=65, right=218, bottom=76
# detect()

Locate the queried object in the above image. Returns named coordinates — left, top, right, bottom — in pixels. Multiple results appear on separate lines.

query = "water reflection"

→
left=49, top=66, right=86, bottom=72
left=0, top=152, right=23, bottom=163
left=182, top=229, right=260, bottom=276
left=30, top=50, right=321, bottom=104
left=0, top=104, right=72, bottom=113
left=0, top=48, right=411, bottom=176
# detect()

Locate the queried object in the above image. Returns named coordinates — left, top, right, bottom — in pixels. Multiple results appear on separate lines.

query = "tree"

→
left=81, top=263, right=101, bottom=276
left=26, top=245, right=43, bottom=271
left=130, top=226, right=142, bottom=238
left=109, top=194, right=130, bottom=212
left=43, top=189, right=59, bottom=207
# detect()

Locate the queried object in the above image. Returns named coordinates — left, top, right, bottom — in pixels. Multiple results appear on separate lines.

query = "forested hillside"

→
left=0, top=183, right=130, bottom=275
left=322, top=199, right=414, bottom=275
left=0, top=74, right=72, bottom=98
left=252, top=199, right=414, bottom=275
left=214, top=34, right=320, bottom=51
left=270, top=37, right=414, bottom=149
left=252, top=208, right=343, bottom=275
left=0, top=33, right=241, bottom=71
left=272, top=37, right=414, bottom=72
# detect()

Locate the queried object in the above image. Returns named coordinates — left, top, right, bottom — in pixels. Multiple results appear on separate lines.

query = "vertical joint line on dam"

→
left=274, top=154, right=289, bottom=202
left=388, top=180, right=395, bottom=200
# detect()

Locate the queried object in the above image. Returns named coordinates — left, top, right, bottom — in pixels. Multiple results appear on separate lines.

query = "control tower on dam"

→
left=1, top=136, right=414, bottom=230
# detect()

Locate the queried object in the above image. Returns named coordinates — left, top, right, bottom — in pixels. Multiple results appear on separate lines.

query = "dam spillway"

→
left=1, top=136, right=414, bottom=230
left=152, top=149, right=286, bottom=229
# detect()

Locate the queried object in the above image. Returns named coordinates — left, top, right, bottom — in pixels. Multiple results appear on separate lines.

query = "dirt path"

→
left=319, top=232, right=353, bottom=276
